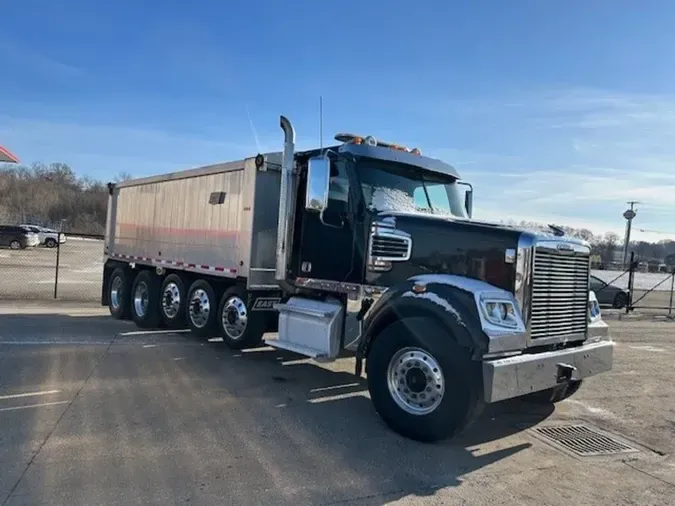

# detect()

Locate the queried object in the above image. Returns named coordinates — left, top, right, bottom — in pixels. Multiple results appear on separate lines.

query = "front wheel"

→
left=366, top=317, right=481, bottom=442
left=45, top=238, right=57, bottom=248
left=9, top=240, right=22, bottom=250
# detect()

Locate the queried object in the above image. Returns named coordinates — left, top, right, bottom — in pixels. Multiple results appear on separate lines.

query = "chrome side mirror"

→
left=305, top=156, right=330, bottom=213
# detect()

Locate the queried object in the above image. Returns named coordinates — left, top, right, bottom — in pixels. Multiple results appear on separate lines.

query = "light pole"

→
left=622, top=201, right=640, bottom=268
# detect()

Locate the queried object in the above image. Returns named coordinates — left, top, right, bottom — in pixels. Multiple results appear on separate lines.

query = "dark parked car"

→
left=590, top=275, right=629, bottom=309
left=0, top=225, right=40, bottom=249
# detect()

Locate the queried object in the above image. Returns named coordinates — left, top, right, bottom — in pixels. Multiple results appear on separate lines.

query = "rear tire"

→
left=45, top=238, right=57, bottom=248
left=186, top=279, right=218, bottom=338
left=130, top=270, right=161, bottom=329
left=613, top=292, right=628, bottom=309
left=523, top=380, right=583, bottom=404
left=9, top=240, right=21, bottom=250
left=366, top=317, right=481, bottom=442
left=159, top=274, right=187, bottom=328
left=217, top=286, right=265, bottom=349
left=108, top=268, right=131, bottom=320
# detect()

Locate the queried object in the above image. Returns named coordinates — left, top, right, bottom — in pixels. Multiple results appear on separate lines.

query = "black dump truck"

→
left=102, top=116, right=613, bottom=442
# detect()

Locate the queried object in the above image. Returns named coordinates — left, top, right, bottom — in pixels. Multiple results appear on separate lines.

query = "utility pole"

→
left=622, top=201, right=640, bottom=268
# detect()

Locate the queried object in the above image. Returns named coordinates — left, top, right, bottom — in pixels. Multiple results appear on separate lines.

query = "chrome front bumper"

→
left=482, top=331, right=614, bottom=403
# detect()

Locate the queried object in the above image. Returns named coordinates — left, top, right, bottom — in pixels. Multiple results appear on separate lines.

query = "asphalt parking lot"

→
left=0, top=239, right=102, bottom=301
left=0, top=302, right=674, bottom=505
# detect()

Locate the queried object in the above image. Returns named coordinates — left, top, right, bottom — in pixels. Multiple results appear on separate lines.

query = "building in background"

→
left=0, top=145, right=19, bottom=163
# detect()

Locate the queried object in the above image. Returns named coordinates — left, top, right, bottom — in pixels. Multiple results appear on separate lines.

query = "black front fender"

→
left=357, top=278, right=488, bottom=369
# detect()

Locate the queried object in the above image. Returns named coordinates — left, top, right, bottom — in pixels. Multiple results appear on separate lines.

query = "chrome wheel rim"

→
left=10, top=241, right=20, bottom=250
left=189, top=288, right=210, bottom=328
left=162, top=282, right=181, bottom=319
left=221, top=296, right=248, bottom=340
left=110, top=276, right=123, bottom=310
left=133, top=281, right=149, bottom=318
left=387, top=347, right=445, bottom=415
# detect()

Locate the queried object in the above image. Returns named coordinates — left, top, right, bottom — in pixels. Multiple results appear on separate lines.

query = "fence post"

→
left=54, top=235, right=61, bottom=299
left=669, top=272, right=674, bottom=318
left=626, top=251, right=635, bottom=314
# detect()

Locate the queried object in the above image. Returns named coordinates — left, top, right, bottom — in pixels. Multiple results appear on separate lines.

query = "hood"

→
left=366, top=211, right=523, bottom=291
left=377, top=210, right=590, bottom=249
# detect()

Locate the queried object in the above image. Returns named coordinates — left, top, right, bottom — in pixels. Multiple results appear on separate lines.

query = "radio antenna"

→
left=319, top=96, right=323, bottom=154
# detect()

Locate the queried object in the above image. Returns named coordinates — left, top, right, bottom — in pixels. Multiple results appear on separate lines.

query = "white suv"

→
left=20, top=225, right=66, bottom=248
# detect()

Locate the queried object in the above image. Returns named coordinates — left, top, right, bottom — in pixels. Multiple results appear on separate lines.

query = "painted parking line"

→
left=0, top=400, right=70, bottom=412
left=0, top=389, right=61, bottom=401
left=119, top=329, right=190, bottom=336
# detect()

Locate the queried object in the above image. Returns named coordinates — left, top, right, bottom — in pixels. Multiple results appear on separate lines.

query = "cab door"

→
left=294, top=158, right=360, bottom=283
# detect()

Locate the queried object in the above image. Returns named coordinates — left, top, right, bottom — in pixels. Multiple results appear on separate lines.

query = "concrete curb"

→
left=602, top=311, right=675, bottom=322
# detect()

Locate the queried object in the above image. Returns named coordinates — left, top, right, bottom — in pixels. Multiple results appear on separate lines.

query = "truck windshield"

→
left=356, top=159, right=468, bottom=218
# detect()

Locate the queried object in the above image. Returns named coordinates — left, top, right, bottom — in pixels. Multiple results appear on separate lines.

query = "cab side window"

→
left=327, top=160, right=350, bottom=213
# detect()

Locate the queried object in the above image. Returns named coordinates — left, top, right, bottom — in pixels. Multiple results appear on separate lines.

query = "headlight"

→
left=480, top=298, right=520, bottom=328
left=588, top=291, right=602, bottom=323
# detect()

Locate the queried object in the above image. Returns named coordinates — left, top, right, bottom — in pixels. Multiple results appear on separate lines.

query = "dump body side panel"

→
left=107, top=161, right=253, bottom=278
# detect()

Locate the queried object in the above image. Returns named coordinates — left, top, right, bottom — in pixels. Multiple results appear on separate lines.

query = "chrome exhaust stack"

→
left=276, top=115, right=296, bottom=282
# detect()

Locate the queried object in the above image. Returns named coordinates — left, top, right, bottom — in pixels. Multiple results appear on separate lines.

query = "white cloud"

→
left=422, top=88, right=675, bottom=241
left=2, top=86, right=674, bottom=243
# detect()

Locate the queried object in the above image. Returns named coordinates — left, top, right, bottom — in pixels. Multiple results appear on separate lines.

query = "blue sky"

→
left=2, top=0, right=675, bottom=240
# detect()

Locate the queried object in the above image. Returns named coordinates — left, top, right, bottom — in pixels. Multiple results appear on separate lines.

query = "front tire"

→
left=366, top=317, right=481, bottom=442
left=130, top=270, right=161, bottom=329
left=45, top=238, right=57, bottom=248
left=9, top=240, right=21, bottom=250
left=159, top=274, right=187, bottom=328
left=186, top=279, right=218, bottom=338
left=217, top=287, right=265, bottom=349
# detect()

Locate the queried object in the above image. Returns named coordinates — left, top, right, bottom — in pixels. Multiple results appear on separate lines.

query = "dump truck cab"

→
left=269, top=117, right=613, bottom=441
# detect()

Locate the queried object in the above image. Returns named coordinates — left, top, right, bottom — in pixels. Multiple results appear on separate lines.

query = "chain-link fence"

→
left=625, top=252, right=675, bottom=316
left=593, top=253, right=675, bottom=317
left=0, top=232, right=103, bottom=301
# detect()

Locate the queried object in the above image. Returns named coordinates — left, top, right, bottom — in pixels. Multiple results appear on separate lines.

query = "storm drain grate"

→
left=534, top=424, right=639, bottom=457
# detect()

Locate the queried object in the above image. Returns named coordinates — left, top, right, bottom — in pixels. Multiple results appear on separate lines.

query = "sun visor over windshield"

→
left=339, top=143, right=460, bottom=180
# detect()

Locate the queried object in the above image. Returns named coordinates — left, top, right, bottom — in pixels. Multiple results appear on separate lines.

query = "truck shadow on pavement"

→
left=195, top=342, right=554, bottom=504
left=0, top=316, right=554, bottom=505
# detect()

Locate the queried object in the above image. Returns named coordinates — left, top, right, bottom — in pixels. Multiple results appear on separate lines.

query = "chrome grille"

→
left=370, top=234, right=411, bottom=261
left=530, top=248, right=589, bottom=339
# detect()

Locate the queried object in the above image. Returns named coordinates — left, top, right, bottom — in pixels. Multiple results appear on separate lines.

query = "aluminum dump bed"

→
left=104, top=154, right=283, bottom=289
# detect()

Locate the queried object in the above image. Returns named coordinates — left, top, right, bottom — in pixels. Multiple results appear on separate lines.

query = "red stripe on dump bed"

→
left=214, top=266, right=225, bottom=272
left=117, top=223, right=239, bottom=238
